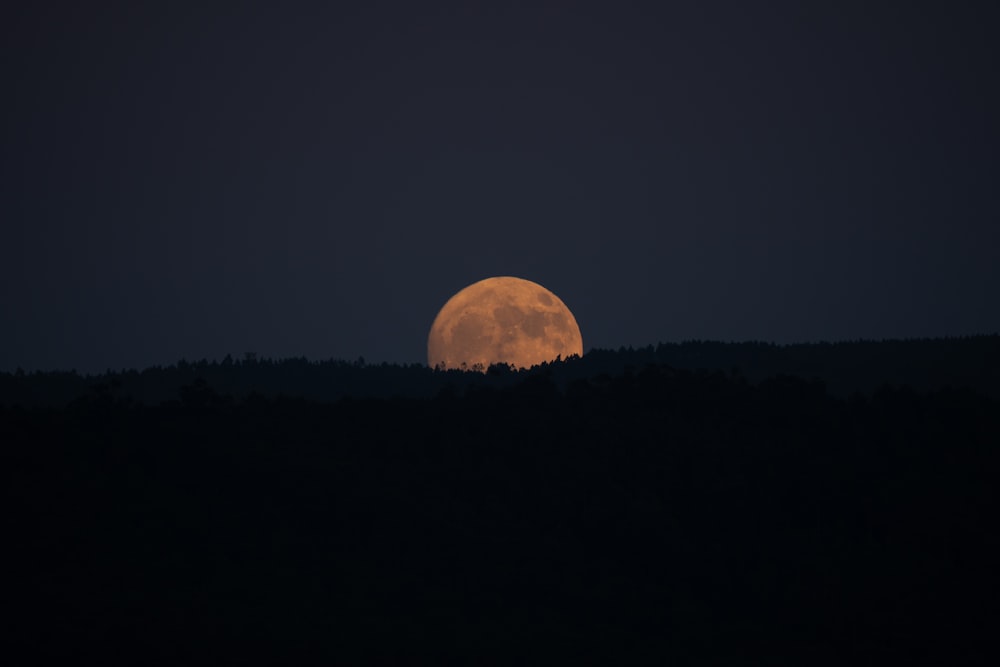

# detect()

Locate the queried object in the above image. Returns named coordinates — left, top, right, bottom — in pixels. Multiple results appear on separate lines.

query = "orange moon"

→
left=428, top=276, right=583, bottom=371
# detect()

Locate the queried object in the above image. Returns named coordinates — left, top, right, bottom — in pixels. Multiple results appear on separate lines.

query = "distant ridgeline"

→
left=4, top=335, right=999, bottom=661
left=1, top=336, right=998, bottom=407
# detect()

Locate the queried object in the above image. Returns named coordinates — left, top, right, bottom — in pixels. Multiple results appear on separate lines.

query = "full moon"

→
left=428, top=276, right=583, bottom=371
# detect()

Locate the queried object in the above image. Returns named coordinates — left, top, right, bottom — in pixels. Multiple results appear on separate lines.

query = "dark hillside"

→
left=5, top=365, right=998, bottom=663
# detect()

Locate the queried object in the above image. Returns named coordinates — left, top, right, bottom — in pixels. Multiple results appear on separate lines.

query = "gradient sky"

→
left=3, top=1, right=998, bottom=372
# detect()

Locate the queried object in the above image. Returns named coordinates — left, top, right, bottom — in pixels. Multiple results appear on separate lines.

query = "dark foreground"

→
left=5, top=366, right=999, bottom=664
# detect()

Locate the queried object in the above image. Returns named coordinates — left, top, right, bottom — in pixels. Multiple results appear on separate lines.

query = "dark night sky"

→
left=2, top=1, right=998, bottom=372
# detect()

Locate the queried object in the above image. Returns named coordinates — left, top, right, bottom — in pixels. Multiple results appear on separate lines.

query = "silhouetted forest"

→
left=2, top=335, right=998, bottom=407
left=4, top=338, right=999, bottom=663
